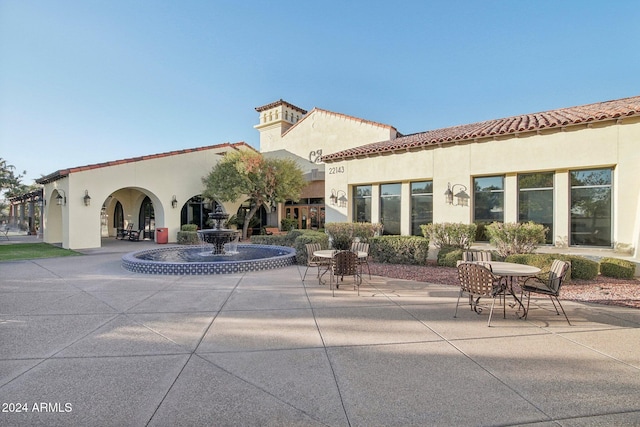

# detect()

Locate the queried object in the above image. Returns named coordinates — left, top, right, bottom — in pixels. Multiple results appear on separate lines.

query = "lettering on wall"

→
left=309, top=149, right=323, bottom=164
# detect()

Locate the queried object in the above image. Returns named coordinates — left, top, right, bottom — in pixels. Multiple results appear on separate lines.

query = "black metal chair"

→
left=330, top=250, right=361, bottom=296
left=455, top=262, right=505, bottom=326
left=522, top=260, right=571, bottom=325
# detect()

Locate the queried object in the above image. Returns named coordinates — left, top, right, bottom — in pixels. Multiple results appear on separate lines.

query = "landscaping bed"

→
left=368, top=262, right=640, bottom=309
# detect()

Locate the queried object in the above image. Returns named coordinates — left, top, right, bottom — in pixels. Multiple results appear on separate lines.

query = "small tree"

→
left=202, top=150, right=306, bottom=239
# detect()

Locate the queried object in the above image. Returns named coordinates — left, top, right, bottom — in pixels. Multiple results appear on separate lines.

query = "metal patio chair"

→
left=521, top=260, right=571, bottom=325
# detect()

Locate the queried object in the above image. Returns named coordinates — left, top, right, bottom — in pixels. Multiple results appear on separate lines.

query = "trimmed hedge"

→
left=177, top=224, right=200, bottom=245
left=600, top=257, right=636, bottom=279
left=370, top=236, right=429, bottom=265
left=505, top=253, right=599, bottom=281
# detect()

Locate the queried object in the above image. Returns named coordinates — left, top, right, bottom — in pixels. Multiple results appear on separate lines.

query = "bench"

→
left=264, top=227, right=287, bottom=235
left=1, top=225, right=9, bottom=240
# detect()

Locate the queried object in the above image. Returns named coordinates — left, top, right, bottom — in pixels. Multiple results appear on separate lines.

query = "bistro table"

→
left=313, top=249, right=368, bottom=285
left=471, top=261, right=541, bottom=318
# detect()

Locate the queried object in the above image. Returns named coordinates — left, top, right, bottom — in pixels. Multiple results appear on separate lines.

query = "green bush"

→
left=181, top=224, right=198, bottom=232
left=370, top=236, right=429, bottom=265
left=292, top=231, right=329, bottom=265
left=600, top=257, right=636, bottom=279
left=561, top=255, right=598, bottom=280
left=485, top=221, right=547, bottom=257
left=504, top=253, right=599, bottom=281
left=438, top=247, right=463, bottom=267
left=177, top=231, right=200, bottom=245
left=421, top=223, right=476, bottom=249
left=280, top=217, right=297, bottom=231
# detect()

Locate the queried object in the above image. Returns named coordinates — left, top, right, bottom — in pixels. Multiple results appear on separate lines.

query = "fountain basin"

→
left=122, top=244, right=297, bottom=275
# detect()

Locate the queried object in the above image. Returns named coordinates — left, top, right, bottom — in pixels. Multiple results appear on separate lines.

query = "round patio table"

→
left=470, top=261, right=541, bottom=318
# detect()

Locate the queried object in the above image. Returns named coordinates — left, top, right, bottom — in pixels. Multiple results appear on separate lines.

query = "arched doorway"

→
left=236, top=200, right=267, bottom=236
left=180, top=196, right=222, bottom=229
left=139, top=196, right=155, bottom=239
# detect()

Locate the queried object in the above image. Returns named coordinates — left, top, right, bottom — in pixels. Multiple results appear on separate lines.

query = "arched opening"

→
left=235, top=200, right=267, bottom=236
left=138, top=196, right=155, bottom=239
left=180, top=196, right=223, bottom=229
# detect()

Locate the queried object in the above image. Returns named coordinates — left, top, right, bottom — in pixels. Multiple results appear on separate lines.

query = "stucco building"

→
left=36, top=95, right=640, bottom=263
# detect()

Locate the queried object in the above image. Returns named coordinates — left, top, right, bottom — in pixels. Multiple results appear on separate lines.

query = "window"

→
left=411, top=181, right=433, bottom=236
left=519, top=173, right=554, bottom=244
left=474, top=176, right=504, bottom=240
left=570, top=168, right=612, bottom=246
left=380, top=183, right=401, bottom=235
left=353, top=185, right=372, bottom=223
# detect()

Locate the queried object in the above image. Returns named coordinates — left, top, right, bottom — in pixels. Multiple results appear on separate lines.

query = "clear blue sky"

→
left=2, top=0, right=639, bottom=184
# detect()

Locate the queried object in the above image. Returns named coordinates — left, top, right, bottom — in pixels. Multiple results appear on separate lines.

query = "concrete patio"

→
left=1, top=239, right=639, bottom=426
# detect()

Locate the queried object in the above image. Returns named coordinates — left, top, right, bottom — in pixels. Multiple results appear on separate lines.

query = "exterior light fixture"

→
left=444, top=182, right=470, bottom=207
left=329, top=189, right=348, bottom=208
left=83, top=190, right=91, bottom=206
left=171, top=195, right=178, bottom=209
left=56, top=189, right=66, bottom=206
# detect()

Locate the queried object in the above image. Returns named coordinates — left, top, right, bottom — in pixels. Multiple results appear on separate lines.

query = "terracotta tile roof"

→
left=255, top=99, right=307, bottom=114
left=322, top=95, right=640, bottom=162
left=36, top=142, right=253, bottom=184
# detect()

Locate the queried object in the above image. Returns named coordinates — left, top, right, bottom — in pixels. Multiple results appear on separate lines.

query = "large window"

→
left=380, top=183, right=401, bottom=235
left=519, top=173, right=554, bottom=244
left=474, top=176, right=504, bottom=240
left=411, top=181, right=433, bottom=236
left=570, top=168, right=612, bottom=247
left=353, top=185, right=372, bottom=223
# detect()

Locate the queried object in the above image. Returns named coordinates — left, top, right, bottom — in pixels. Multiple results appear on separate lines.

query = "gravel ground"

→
left=368, top=262, right=640, bottom=309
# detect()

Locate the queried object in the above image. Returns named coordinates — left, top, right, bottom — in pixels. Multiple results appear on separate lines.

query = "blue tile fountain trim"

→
left=122, top=244, right=297, bottom=275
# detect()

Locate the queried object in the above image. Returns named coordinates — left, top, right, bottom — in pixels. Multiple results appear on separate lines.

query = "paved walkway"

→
left=1, top=240, right=639, bottom=426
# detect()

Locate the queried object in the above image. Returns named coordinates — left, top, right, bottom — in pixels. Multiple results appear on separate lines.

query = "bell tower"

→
left=254, top=99, right=307, bottom=152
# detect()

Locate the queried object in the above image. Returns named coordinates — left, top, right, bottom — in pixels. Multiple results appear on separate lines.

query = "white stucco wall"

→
left=42, top=143, right=252, bottom=249
left=325, top=117, right=640, bottom=256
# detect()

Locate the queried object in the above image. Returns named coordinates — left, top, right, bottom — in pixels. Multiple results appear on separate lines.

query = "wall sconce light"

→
left=444, top=182, right=470, bottom=207
left=56, top=189, right=66, bottom=206
left=329, top=189, right=348, bottom=208
left=171, top=195, right=178, bottom=209
left=83, top=190, right=92, bottom=206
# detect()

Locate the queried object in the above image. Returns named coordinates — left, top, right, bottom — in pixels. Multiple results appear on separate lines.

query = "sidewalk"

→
left=0, top=248, right=639, bottom=426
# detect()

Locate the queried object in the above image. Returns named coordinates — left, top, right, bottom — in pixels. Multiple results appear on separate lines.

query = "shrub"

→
left=280, top=218, right=297, bottom=231
left=370, top=236, right=429, bottom=265
left=485, top=222, right=546, bottom=257
left=504, top=253, right=599, bottom=281
left=561, top=255, right=598, bottom=280
left=352, top=222, right=383, bottom=242
left=421, top=223, right=476, bottom=249
left=292, top=231, right=329, bottom=265
left=437, top=247, right=463, bottom=267
left=600, top=257, right=636, bottom=279
left=177, top=224, right=200, bottom=245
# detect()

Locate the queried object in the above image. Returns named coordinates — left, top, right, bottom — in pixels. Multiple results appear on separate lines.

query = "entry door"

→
left=139, top=196, right=155, bottom=239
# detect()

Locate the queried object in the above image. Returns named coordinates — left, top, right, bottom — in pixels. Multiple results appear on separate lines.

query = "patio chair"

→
left=521, top=260, right=571, bottom=325
left=463, top=250, right=492, bottom=262
left=351, top=241, right=371, bottom=279
left=117, top=223, right=133, bottom=240
left=331, top=250, right=361, bottom=296
left=303, top=243, right=328, bottom=281
left=128, top=227, right=143, bottom=241
left=455, top=262, right=505, bottom=327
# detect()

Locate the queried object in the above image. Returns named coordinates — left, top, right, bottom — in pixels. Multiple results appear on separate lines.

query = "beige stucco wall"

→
left=259, top=108, right=396, bottom=163
left=325, top=117, right=640, bottom=257
left=42, top=144, right=251, bottom=249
